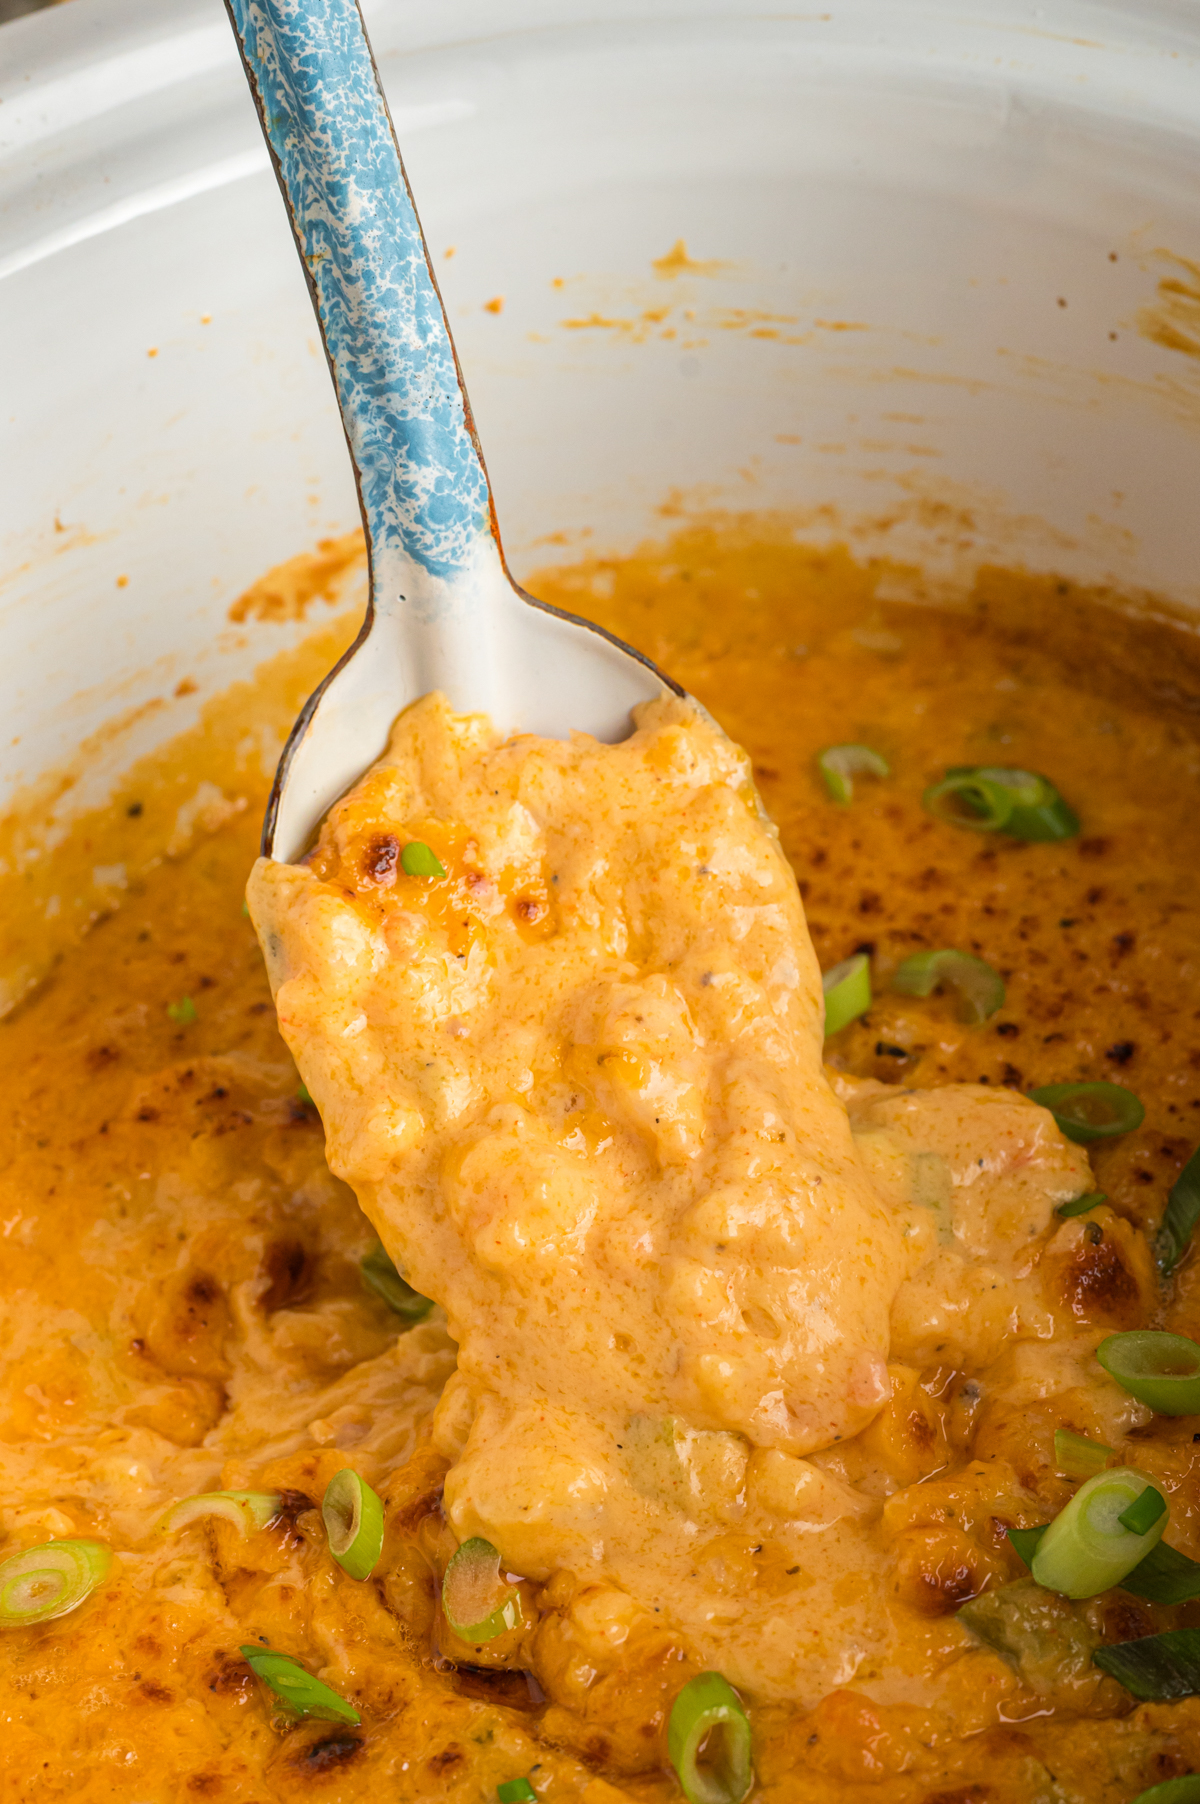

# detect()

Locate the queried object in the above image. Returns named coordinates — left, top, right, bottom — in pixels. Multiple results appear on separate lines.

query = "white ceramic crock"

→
left=2, top=0, right=1199, bottom=820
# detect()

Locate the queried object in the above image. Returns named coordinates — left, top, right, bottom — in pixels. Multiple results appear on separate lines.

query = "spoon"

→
left=224, top=0, right=680, bottom=864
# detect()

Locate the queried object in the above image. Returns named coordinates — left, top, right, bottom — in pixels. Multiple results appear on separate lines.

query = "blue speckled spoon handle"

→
left=225, top=0, right=492, bottom=589
left=224, top=0, right=675, bottom=864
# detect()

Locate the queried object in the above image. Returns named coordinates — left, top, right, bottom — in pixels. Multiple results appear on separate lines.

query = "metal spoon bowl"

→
left=226, top=0, right=680, bottom=864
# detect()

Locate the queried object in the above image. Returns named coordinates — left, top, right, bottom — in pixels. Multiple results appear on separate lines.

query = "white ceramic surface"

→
left=2, top=0, right=1199, bottom=820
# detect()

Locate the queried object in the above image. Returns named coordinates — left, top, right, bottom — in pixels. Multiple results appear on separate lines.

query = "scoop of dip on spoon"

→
left=231, top=0, right=904, bottom=1703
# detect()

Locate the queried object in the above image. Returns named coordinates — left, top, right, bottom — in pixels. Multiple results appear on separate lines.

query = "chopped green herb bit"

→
left=1093, top=1628, right=1200, bottom=1701
left=668, top=1671, right=754, bottom=1804
left=816, top=743, right=890, bottom=806
left=1057, top=1191, right=1108, bottom=1218
left=360, top=1243, right=433, bottom=1324
left=1119, top=1485, right=1168, bottom=1536
left=1097, top=1330, right=1200, bottom=1416
left=1123, top=1539, right=1200, bottom=1605
left=400, top=839, right=446, bottom=878
left=1028, top=1080, right=1144, bottom=1144
left=822, top=953, right=871, bottom=1037
left=296, top=1083, right=313, bottom=1105
left=891, top=948, right=1005, bottom=1023
left=167, top=997, right=198, bottom=1026
left=1007, top=1524, right=1047, bottom=1568
left=497, top=1782, right=538, bottom=1804
left=1158, top=1145, right=1200, bottom=1275
left=240, top=1646, right=361, bottom=1723
left=1030, top=1468, right=1168, bottom=1599
left=1054, top=1429, right=1112, bottom=1481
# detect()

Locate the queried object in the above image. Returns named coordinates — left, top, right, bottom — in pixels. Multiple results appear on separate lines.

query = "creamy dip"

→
left=248, top=691, right=1093, bottom=1701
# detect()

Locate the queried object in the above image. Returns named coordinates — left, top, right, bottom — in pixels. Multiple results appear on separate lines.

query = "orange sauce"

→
left=3, top=522, right=1200, bottom=1800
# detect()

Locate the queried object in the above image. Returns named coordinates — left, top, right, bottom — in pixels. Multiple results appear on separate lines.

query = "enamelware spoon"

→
left=225, top=0, right=679, bottom=863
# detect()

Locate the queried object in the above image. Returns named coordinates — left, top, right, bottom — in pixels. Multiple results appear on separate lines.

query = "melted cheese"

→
left=8, top=526, right=1200, bottom=1797
left=247, top=691, right=1108, bottom=1703
left=249, top=694, right=912, bottom=1694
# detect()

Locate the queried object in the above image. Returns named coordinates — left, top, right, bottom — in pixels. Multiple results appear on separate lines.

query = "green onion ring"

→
left=965, top=766, right=1079, bottom=841
left=821, top=953, right=871, bottom=1037
left=891, top=948, right=1005, bottom=1023
left=400, top=839, right=446, bottom=877
left=816, top=744, right=889, bottom=806
left=1158, top=1145, right=1200, bottom=1275
left=1028, top=1080, right=1144, bottom=1144
left=1097, top=1330, right=1200, bottom=1416
left=927, top=765, right=1078, bottom=840
left=923, top=772, right=1015, bottom=833
left=0, top=1539, right=111, bottom=1628
left=496, top=1782, right=538, bottom=1803
left=1129, top=1777, right=1200, bottom=1804
left=240, top=1645, right=361, bottom=1723
left=158, top=1491, right=281, bottom=1538
left=322, top=1469, right=384, bottom=1582
left=1054, top=1429, right=1112, bottom=1481
left=1056, top=1191, right=1108, bottom=1218
left=667, top=1670, right=754, bottom=1804
left=360, top=1243, right=433, bottom=1323
left=1030, top=1467, right=1168, bottom=1599
left=441, top=1538, right=523, bottom=1641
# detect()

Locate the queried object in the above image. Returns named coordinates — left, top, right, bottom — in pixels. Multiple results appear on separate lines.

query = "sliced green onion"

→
left=400, top=840, right=446, bottom=877
left=1030, top=1467, right=1168, bottom=1599
left=497, top=1782, right=537, bottom=1804
left=822, top=953, right=871, bottom=1037
left=1123, top=1540, right=1200, bottom=1606
left=1128, top=1779, right=1200, bottom=1804
left=1120, top=1486, right=1168, bottom=1536
left=322, top=1469, right=384, bottom=1582
left=1016, top=1524, right=1200, bottom=1607
left=158, top=1491, right=281, bottom=1537
left=667, top=1671, right=754, bottom=1804
left=0, top=1539, right=111, bottom=1628
left=1057, top=1191, right=1108, bottom=1218
left=938, top=765, right=1080, bottom=841
left=1054, top=1429, right=1112, bottom=1481
left=1097, top=1330, right=1200, bottom=1416
left=1157, top=1145, right=1200, bottom=1275
left=167, top=997, right=197, bottom=1026
left=924, top=772, right=1015, bottom=833
left=1007, top=1524, right=1047, bottom=1567
left=891, top=949, right=1005, bottom=1023
left=817, top=743, right=889, bottom=806
left=441, top=1538, right=523, bottom=1641
left=360, top=1243, right=433, bottom=1323
left=967, top=766, right=1079, bottom=841
left=1028, top=1080, right=1144, bottom=1144
left=239, top=1646, right=361, bottom=1723
left=1093, top=1629, right=1200, bottom=1701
